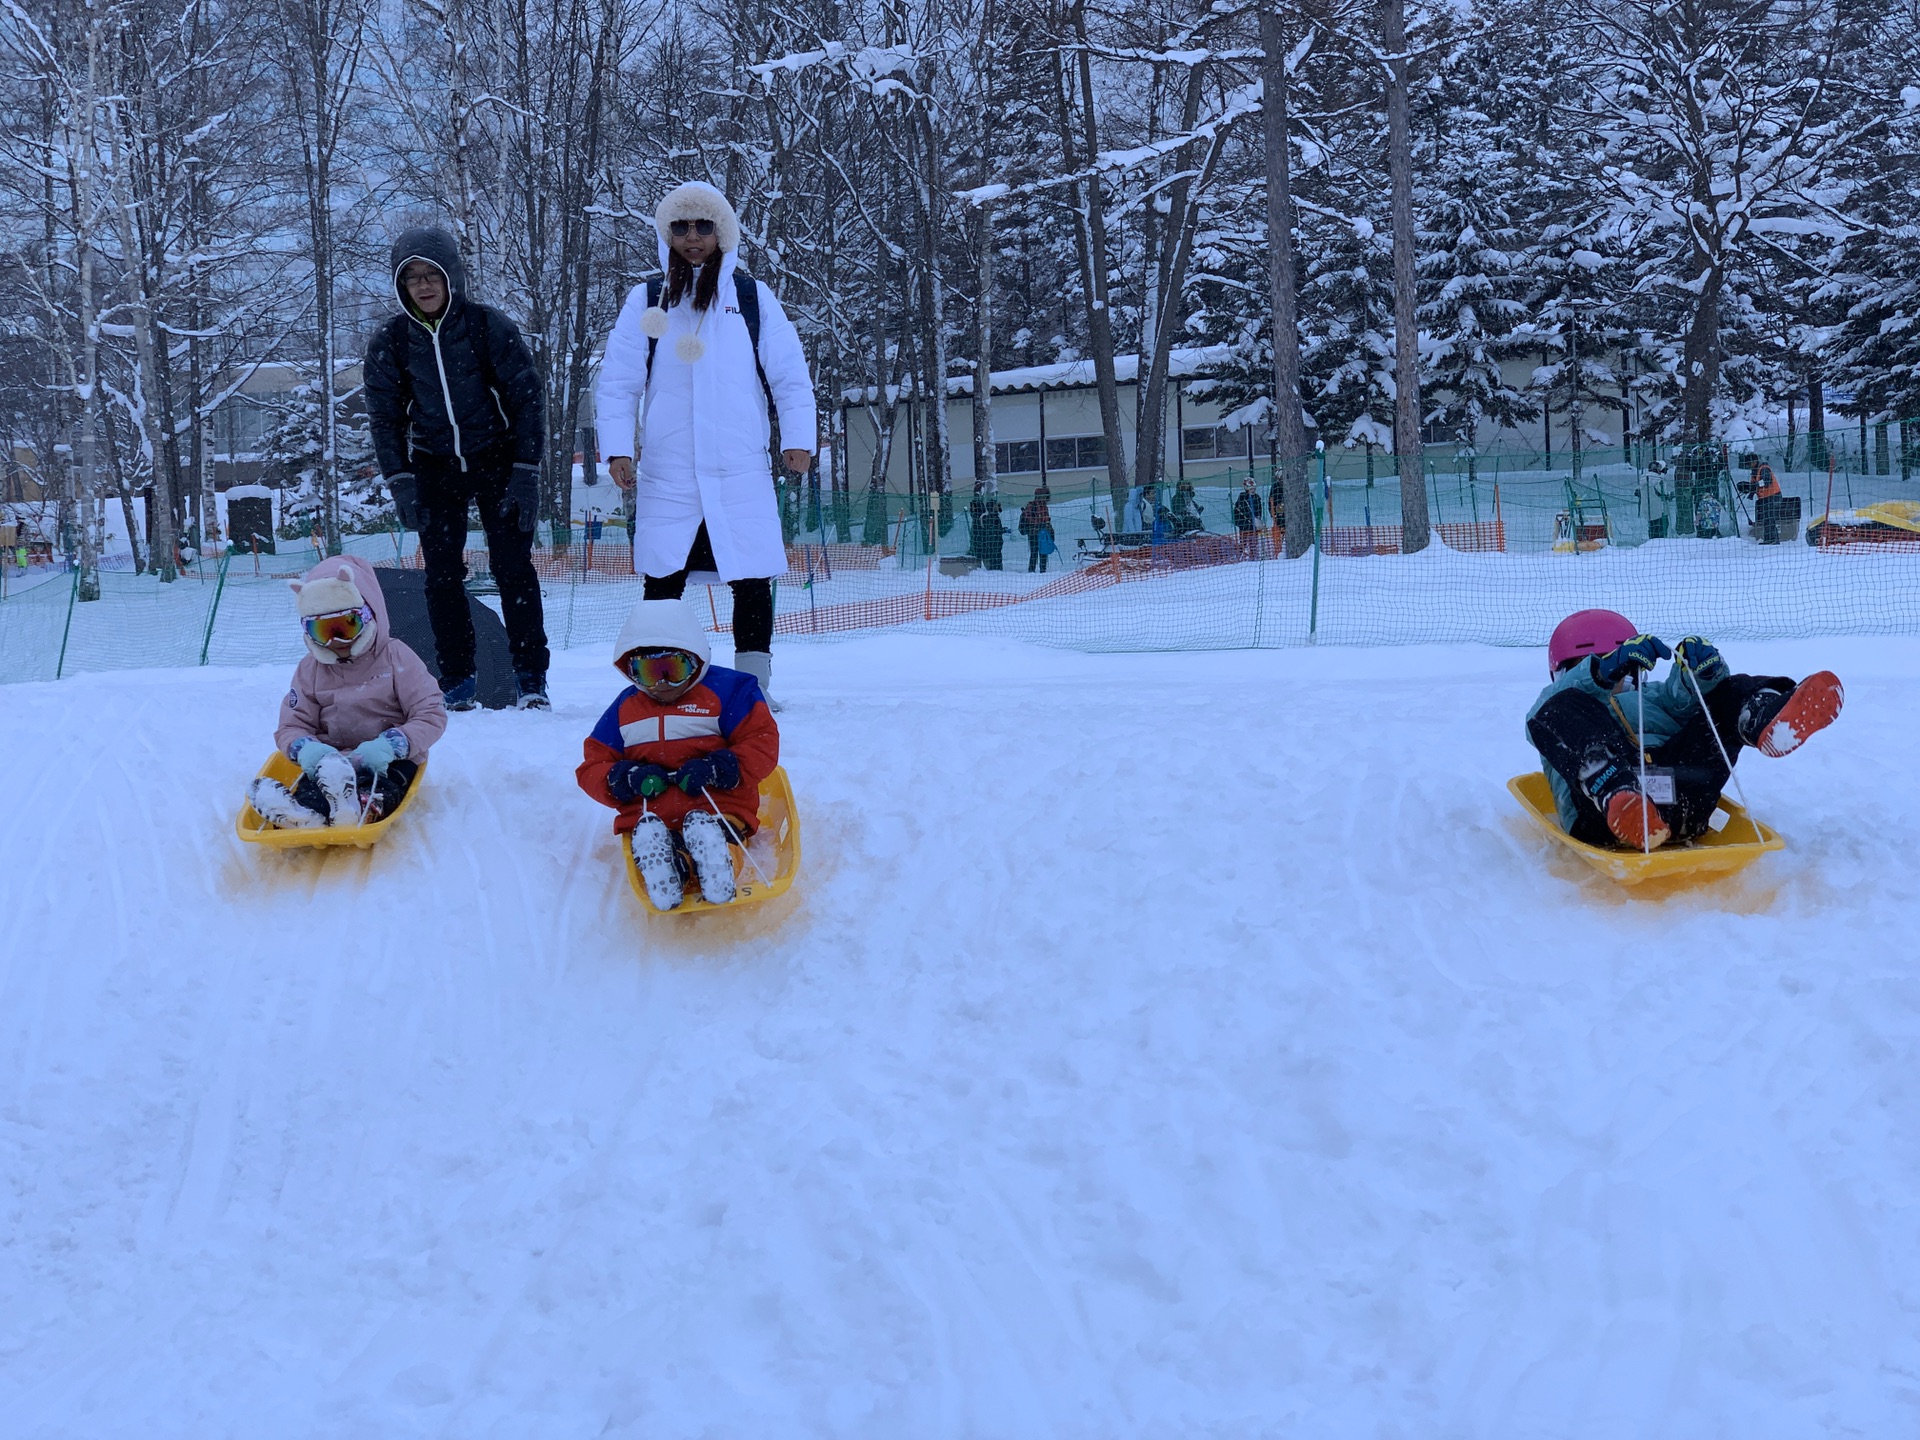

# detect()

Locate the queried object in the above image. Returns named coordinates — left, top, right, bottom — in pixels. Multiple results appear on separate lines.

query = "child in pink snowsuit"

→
left=247, top=555, right=448, bottom=828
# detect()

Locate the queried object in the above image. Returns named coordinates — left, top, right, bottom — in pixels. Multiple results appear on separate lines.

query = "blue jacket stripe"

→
left=589, top=689, right=636, bottom=750
left=708, top=667, right=764, bottom=739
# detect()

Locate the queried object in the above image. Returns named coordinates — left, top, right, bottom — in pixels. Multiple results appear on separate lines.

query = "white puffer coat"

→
left=596, top=210, right=816, bottom=582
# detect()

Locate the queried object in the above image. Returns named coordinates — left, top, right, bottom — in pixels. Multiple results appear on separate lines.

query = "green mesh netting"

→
left=6, top=433, right=1916, bottom=687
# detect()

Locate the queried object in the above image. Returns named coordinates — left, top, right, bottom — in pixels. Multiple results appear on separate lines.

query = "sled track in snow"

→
left=4, top=634, right=1920, bottom=1435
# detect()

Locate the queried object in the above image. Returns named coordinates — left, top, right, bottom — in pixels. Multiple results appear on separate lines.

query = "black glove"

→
left=1673, top=635, right=1728, bottom=689
left=607, top=761, right=670, bottom=804
left=674, top=750, right=741, bottom=794
left=1735, top=478, right=1757, bottom=498
left=500, top=463, right=539, bottom=533
left=1592, top=634, right=1672, bottom=688
left=389, top=472, right=419, bottom=530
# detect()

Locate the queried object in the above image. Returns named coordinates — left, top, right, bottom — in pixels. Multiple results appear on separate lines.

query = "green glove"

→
left=290, top=737, right=339, bottom=775
left=351, top=736, right=398, bottom=778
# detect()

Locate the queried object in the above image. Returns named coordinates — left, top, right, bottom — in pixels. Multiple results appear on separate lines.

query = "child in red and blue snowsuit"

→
left=577, top=599, right=779, bottom=908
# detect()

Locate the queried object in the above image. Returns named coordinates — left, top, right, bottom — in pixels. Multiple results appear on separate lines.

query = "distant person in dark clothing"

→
left=1170, top=479, right=1205, bottom=537
left=970, top=483, right=1005, bottom=570
left=1233, top=475, right=1265, bottom=556
left=1232, top=475, right=1265, bottom=533
left=1017, top=487, right=1055, bottom=573
left=364, top=225, right=552, bottom=711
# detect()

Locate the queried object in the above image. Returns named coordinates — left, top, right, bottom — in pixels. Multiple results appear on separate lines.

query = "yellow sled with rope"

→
left=1506, top=770, right=1782, bottom=885
left=621, top=765, right=802, bottom=915
left=237, top=752, right=428, bottom=850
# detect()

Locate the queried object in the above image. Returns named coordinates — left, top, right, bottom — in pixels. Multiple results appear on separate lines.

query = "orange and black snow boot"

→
left=1604, top=788, right=1671, bottom=850
left=1746, top=671, right=1844, bottom=758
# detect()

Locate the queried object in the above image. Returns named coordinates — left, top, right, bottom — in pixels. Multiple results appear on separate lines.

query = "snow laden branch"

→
left=957, top=80, right=1262, bottom=207
left=746, top=40, right=926, bottom=101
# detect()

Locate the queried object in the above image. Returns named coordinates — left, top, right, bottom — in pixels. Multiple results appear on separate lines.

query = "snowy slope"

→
left=3, top=635, right=1919, bottom=1437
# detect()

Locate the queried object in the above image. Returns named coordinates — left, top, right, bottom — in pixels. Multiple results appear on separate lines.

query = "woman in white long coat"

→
left=597, top=181, right=816, bottom=705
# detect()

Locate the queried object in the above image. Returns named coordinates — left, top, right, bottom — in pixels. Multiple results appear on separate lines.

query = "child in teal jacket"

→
left=1526, top=609, right=1843, bottom=850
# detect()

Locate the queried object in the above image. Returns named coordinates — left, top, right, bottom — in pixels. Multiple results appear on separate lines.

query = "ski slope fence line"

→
left=5, top=466, right=1920, bottom=686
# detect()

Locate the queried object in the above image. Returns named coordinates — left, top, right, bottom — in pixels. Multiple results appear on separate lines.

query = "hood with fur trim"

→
left=654, top=181, right=741, bottom=255
left=611, top=598, right=711, bottom=682
left=288, top=553, right=393, bottom=666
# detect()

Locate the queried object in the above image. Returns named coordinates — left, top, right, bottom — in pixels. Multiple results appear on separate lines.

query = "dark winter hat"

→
left=390, top=227, right=470, bottom=315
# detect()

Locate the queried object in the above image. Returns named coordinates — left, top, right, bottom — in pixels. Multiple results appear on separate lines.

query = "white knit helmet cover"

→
left=288, top=565, right=375, bottom=662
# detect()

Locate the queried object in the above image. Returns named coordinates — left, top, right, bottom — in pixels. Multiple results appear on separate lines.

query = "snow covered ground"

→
left=4, top=633, right=1919, bottom=1436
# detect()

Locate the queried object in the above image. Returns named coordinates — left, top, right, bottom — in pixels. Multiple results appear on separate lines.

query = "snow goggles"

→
left=626, top=648, right=701, bottom=689
left=304, top=605, right=373, bottom=648
left=668, top=219, right=716, bottom=237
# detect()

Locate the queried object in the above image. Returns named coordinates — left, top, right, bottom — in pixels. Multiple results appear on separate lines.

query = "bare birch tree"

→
left=273, top=0, right=365, bottom=557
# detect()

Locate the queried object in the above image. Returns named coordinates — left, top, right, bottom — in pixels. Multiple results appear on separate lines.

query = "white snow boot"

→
left=248, top=777, right=325, bottom=829
left=630, top=814, right=688, bottom=910
left=733, top=650, right=783, bottom=712
left=314, top=753, right=361, bottom=826
left=680, top=810, right=738, bottom=905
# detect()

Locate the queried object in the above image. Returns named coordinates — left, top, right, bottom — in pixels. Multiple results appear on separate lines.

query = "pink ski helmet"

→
left=1548, top=608, right=1638, bottom=675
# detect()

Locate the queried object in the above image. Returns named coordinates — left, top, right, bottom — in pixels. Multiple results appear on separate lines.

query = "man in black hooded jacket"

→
left=364, top=226, right=552, bottom=710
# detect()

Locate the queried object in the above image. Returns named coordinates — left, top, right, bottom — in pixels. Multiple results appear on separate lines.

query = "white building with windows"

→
left=839, top=342, right=1654, bottom=492
left=841, top=346, right=1277, bottom=494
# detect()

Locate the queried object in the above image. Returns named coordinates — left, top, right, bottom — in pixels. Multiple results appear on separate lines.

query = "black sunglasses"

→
left=669, top=219, right=716, bottom=237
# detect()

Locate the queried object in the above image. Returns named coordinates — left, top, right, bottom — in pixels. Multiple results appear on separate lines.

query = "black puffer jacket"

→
left=363, top=227, right=545, bottom=476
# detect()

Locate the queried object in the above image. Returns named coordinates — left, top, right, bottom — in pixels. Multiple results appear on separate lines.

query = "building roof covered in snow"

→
left=841, top=345, right=1233, bottom=406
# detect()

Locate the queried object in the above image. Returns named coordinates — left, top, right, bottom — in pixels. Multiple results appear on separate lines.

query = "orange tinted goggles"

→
left=304, top=606, right=372, bottom=647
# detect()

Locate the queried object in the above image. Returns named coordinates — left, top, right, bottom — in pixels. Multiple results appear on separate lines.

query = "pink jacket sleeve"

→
left=388, top=643, right=449, bottom=760
left=274, top=659, right=326, bottom=759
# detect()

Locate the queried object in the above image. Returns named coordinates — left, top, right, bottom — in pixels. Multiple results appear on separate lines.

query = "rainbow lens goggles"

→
left=304, top=605, right=373, bottom=649
left=626, top=648, right=701, bottom=690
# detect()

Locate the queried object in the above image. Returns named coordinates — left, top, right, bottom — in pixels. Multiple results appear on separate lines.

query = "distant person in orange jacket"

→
left=576, top=599, right=778, bottom=909
left=1738, top=452, right=1787, bottom=544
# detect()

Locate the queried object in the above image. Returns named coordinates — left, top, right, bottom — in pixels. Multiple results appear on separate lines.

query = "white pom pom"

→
left=639, top=306, right=669, bottom=339
left=675, top=333, right=706, bottom=364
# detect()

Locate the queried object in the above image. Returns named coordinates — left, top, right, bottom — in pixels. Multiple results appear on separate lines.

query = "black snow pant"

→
left=416, top=446, right=551, bottom=683
left=294, top=757, right=419, bottom=822
left=643, top=522, right=775, bottom=653
left=1526, top=674, right=1793, bottom=847
left=1027, top=535, right=1050, bottom=573
left=1755, top=493, right=1789, bottom=544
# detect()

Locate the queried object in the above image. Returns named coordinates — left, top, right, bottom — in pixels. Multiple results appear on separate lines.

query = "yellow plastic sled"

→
left=1508, top=771, right=1783, bottom=885
left=621, top=765, right=802, bottom=915
left=237, top=753, right=428, bottom=850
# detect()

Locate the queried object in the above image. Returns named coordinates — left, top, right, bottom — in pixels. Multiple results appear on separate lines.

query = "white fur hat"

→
left=654, top=181, right=740, bottom=255
left=289, top=563, right=363, bottom=618
left=288, top=563, right=373, bottom=662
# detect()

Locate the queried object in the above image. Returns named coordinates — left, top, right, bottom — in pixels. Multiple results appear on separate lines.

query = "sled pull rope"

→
left=1677, top=654, right=1755, bottom=824
left=356, top=777, right=380, bottom=830
left=702, top=786, right=770, bottom=888
left=1635, top=676, right=1651, bottom=854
